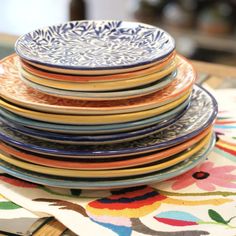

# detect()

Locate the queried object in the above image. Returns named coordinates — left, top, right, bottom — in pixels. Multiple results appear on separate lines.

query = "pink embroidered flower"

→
left=171, top=162, right=236, bottom=191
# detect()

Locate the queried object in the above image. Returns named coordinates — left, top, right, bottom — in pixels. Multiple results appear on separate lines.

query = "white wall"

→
left=0, top=0, right=136, bottom=36
left=0, top=0, right=70, bottom=35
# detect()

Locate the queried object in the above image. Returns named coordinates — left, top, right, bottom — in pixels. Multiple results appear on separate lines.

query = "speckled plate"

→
left=0, top=98, right=189, bottom=134
left=0, top=54, right=195, bottom=114
left=0, top=134, right=215, bottom=189
left=20, top=51, right=176, bottom=82
left=20, top=71, right=176, bottom=100
left=0, top=127, right=212, bottom=169
left=15, top=21, right=175, bottom=75
left=0, top=133, right=211, bottom=178
left=0, top=101, right=189, bottom=145
left=0, top=92, right=189, bottom=125
left=0, top=85, right=218, bottom=158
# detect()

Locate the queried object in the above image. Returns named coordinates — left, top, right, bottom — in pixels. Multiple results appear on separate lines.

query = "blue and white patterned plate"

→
left=0, top=85, right=217, bottom=158
left=15, top=21, right=175, bottom=71
left=0, top=135, right=215, bottom=189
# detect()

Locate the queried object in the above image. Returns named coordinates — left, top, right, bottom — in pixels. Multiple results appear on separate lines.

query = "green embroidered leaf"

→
left=0, top=201, right=21, bottom=210
left=226, top=216, right=236, bottom=224
left=208, top=209, right=227, bottom=224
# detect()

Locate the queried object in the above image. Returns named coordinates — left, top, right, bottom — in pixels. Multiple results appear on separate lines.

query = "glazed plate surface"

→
left=15, top=21, right=175, bottom=74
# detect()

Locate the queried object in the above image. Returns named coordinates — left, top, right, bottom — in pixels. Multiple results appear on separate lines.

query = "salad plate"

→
left=20, top=60, right=176, bottom=91
left=0, top=92, right=189, bottom=125
left=19, top=70, right=176, bottom=100
left=15, top=21, right=175, bottom=75
left=20, top=51, right=176, bottom=82
left=0, top=54, right=195, bottom=114
left=0, top=127, right=211, bottom=170
left=0, top=135, right=215, bottom=189
left=0, top=85, right=217, bottom=158
left=0, top=133, right=211, bottom=178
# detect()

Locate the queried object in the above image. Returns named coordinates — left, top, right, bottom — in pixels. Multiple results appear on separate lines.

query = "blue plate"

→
left=0, top=98, right=190, bottom=134
left=0, top=85, right=217, bottom=158
left=1, top=101, right=189, bottom=145
left=15, top=21, right=175, bottom=71
left=0, top=135, right=215, bottom=189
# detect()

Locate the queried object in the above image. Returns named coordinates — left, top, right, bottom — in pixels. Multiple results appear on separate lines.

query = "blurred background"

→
left=0, top=0, right=236, bottom=65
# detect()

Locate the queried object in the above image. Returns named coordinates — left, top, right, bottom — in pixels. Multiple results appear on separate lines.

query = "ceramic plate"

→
left=0, top=133, right=211, bottom=178
left=0, top=127, right=211, bottom=170
left=0, top=85, right=217, bottom=158
left=19, top=70, right=176, bottom=100
left=20, top=60, right=176, bottom=91
left=21, top=51, right=176, bottom=82
left=0, top=92, right=189, bottom=125
left=0, top=101, right=188, bottom=145
left=0, top=98, right=189, bottom=134
left=15, top=21, right=175, bottom=74
left=0, top=54, right=195, bottom=114
left=0, top=135, right=215, bottom=189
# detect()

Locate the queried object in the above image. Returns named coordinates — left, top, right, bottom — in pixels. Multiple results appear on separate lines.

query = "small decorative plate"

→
left=0, top=54, right=195, bottom=114
left=0, top=92, right=189, bottom=125
left=0, top=127, right=211, bottom=169
left=0, top=133, right=211, bottom=178
left=15, top=21, right=175, bottom=74
left=19, top=71, right=176, bottom=100
left=0, top=85, right=217, bottom=158
left=20, top=52, right=176, bottom=82
left=0, top=135, right=215, bottom=189
left=0, top=99, right=189, bottom=134
left=20, top=60, right=176, bottom=91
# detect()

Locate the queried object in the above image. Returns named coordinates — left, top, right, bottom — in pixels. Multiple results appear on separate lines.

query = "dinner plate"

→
left=0, top=133, right=211, bottom=178
left=0, top=85, right=217, bottom=158
left=0, top=101, right=188, bottom=145
left=0, top=92, right=189, bottom=125
left=0, top=54, right=195, bottom=114
left=15, top=21, right=175, bottom=74
left=0, top=127, right=211, bottom=170
left=20, top=60, right=176, bottom=91
left=20, top=51, right=176, bottom=82
left=0, top=98, right=189, bottom=134
left=19, top=70, right=176, bottom=100
left=0, top=135, right=215, bottom=189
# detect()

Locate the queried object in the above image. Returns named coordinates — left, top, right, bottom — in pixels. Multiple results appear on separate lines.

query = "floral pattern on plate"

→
left=15, top=21, right=175, bottom=70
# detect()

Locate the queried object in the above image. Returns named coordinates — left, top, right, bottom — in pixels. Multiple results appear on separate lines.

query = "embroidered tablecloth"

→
left=0, top=89, right=235, bottom=236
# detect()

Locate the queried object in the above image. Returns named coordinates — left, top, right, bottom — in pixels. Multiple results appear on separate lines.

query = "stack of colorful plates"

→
left=0, top=21, right=217, bottom=189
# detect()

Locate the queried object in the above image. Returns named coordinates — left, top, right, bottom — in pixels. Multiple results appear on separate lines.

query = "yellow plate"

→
left=0, top=132, right=211, bottom=178
left=0, top=91, right=190, bottom=125
left=20, top=61, right=176, bottom=91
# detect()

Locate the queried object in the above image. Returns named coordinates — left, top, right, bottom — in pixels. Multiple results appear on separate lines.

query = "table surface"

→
left=0, top=60, right=235, bottom=236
